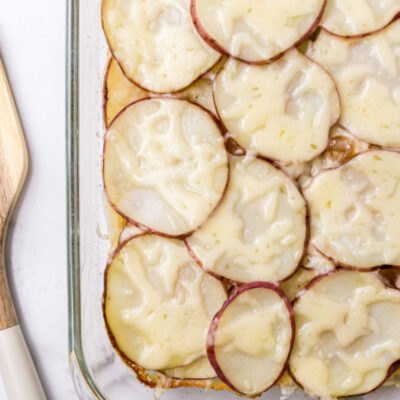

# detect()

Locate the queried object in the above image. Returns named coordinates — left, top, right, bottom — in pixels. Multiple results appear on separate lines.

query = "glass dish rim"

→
left=66, top=0, right=106, bottom=398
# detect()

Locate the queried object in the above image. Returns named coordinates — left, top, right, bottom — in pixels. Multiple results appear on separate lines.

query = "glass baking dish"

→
left=66, top=0, right=400, bottom=399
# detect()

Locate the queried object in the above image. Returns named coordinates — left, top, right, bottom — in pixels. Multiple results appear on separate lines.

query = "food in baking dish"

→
left=101, top=0, right=400, bottom=397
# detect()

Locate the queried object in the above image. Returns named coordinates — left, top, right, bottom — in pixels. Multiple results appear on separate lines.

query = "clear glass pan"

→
left=66, top=0, right=400, bottom=399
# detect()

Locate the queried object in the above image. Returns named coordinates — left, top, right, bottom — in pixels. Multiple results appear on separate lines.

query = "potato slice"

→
left=104, top=235, right=227, bottom=371
left=207, top=282, right=294, bottom=395
left=305, top=150, right=400, bottom=269
left=191, top=0, right=326, bottom=64
left=290, top=270, right=400, bottom=398
left=321, top=0, right=400, bottom=37
left=307, top=21, right=400, bottom=147
left=104, top=98, right=229, bottom=237
left=214, top=49, right=340, bottom=162
left=186, top=155, right=307, bottom=283
left=102, top=0, right=220, bottom=93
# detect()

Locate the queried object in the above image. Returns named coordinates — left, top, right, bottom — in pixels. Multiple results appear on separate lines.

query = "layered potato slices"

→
left=101, top=0, right=400, bottom=397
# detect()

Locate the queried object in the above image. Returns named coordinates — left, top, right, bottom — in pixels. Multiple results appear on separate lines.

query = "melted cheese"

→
left=322, top=0, right=400, bottom=36
left=305, top=150, right=400, bottom=269
left=105, top=235, right=227, bottom=370
left=104, top=57, right=220, bottom=126
left=186, top=155, right=307, bottom=283
left=307, top=21, right=400, bottom=147
left=279, top=267, right=320, bottom=301
left=118, top=223, right=144, bottom=245
left=290, top=270, right=400, bottom=398
left=104, top=98, right=229, bottom=236
left=106, top=204, right=127, bottom=250
left=212, top=287, right=293, bottom=395
left=102, top=0, right=220, bottom=93
left=214, top=50, right=340, bottom=162
left=194, top=0, right=325, bottom=62
left=105, top=58, right=148, bottom=127
left=163, top=356, right=215, bottom=379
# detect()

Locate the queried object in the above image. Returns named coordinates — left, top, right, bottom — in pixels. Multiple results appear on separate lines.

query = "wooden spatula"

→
left=0, top=56, right=46, bottom=399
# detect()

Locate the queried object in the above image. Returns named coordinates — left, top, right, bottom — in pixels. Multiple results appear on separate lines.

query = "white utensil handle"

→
left=0, top=325, right=46, bottom=399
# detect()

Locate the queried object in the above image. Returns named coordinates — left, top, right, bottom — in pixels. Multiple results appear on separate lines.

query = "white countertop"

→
left=0, top=1, right=76, bottom=399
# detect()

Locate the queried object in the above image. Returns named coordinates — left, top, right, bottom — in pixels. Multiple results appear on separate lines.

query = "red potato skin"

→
left=103, top=234, right=219, bottom=384
left=321, top=13, right=400, bottom=40
left=307, top=25, right=400, bottom=151
left=101, top=0, right=222, bottom=95
left=207, top=282, right=296, bottom=395
left=305, top=149, right=400, bottom=271
left=185, top=153, right=310, bottom=286
left=212, top=50, right=342, bottom=165
left=191, top=0, right=327, bottom=65
left=288, top=269, right=400, bottom=398
left=103, top=97, right=231, bottom=240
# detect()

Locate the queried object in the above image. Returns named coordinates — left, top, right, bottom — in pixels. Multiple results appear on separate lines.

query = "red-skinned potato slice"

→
left=290, top=270, right=400, bottom=398
left=207, top=282, right=295, bottom=395
left=321, top=0, right=400, bottom=37
left=104, top=235, right=227, bottom=371
left=186, top=155, right=308, bottom=284
left=103, top=98, right=229, bottom=238
left=304, top=150, right=400, bottom=270
left=191, top=0, right=327, bottom=64
left=214, top=49, right=340, bottom=163
left=307, top=21, right=400, bottom=148
left=102, top=0, right=220, bottom=93
left=163, top=356, right=216, bottom=380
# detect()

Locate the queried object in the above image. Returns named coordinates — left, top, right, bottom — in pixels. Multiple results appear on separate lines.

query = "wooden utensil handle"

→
left=0, top=246, right=18, bottom=330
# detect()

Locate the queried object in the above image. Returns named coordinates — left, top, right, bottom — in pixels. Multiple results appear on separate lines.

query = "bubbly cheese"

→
left=305, top=150, right=400, bottom=269
left=290, top=270, right=400, bottom=398
left=193, top=0, right=325, bottom=63
left=104, top=98, right=229, bottom=236
left=214, top=50, right=340, bottom=162
left=307, top=21, right=400, bottom=147
left=212, top=286, right=293, bottom=395
left=102, top=0, right=220, bottom=93
left=163, top=356, right=215, bottom=379
left=186, top=155, right=307, bottom=283
left=104, top=235, right=227, bottom=370
left=321, top=0, right=400, bottom=36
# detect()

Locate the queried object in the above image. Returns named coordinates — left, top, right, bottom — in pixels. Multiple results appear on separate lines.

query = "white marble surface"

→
left=0, top=1, right=77, bottom=399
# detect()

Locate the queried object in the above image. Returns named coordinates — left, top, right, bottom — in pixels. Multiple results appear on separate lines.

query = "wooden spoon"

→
left=0, top=56, right=46, bottom=399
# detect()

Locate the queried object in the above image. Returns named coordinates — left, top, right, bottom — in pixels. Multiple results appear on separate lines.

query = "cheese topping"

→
left=322, top=0, right=400, bottom=36
left=307, top=21, right=400, bottom=147
left=104, top=98, right=229, bottom=237
left=290, top=270, right=400, bottom=398
left=187, top=155, right=307, bottom=283
left=104, top=58, right=148, bottom=127
left=102, top=0, right=220, bottom=93
left=214, top=50, right=340, bottom=162
left=163, top=356, right=215, bottom=379
left=104, top=57, right=220, bottom=127
left=305, top=150, right=400, bottom=269
left=118, top=222, right=144, bottom=245
left=104, top=235, right=227, bottom=370
left=193, top=0, right=325, bottom=62
left=212, top=286, right=293, bottom=395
